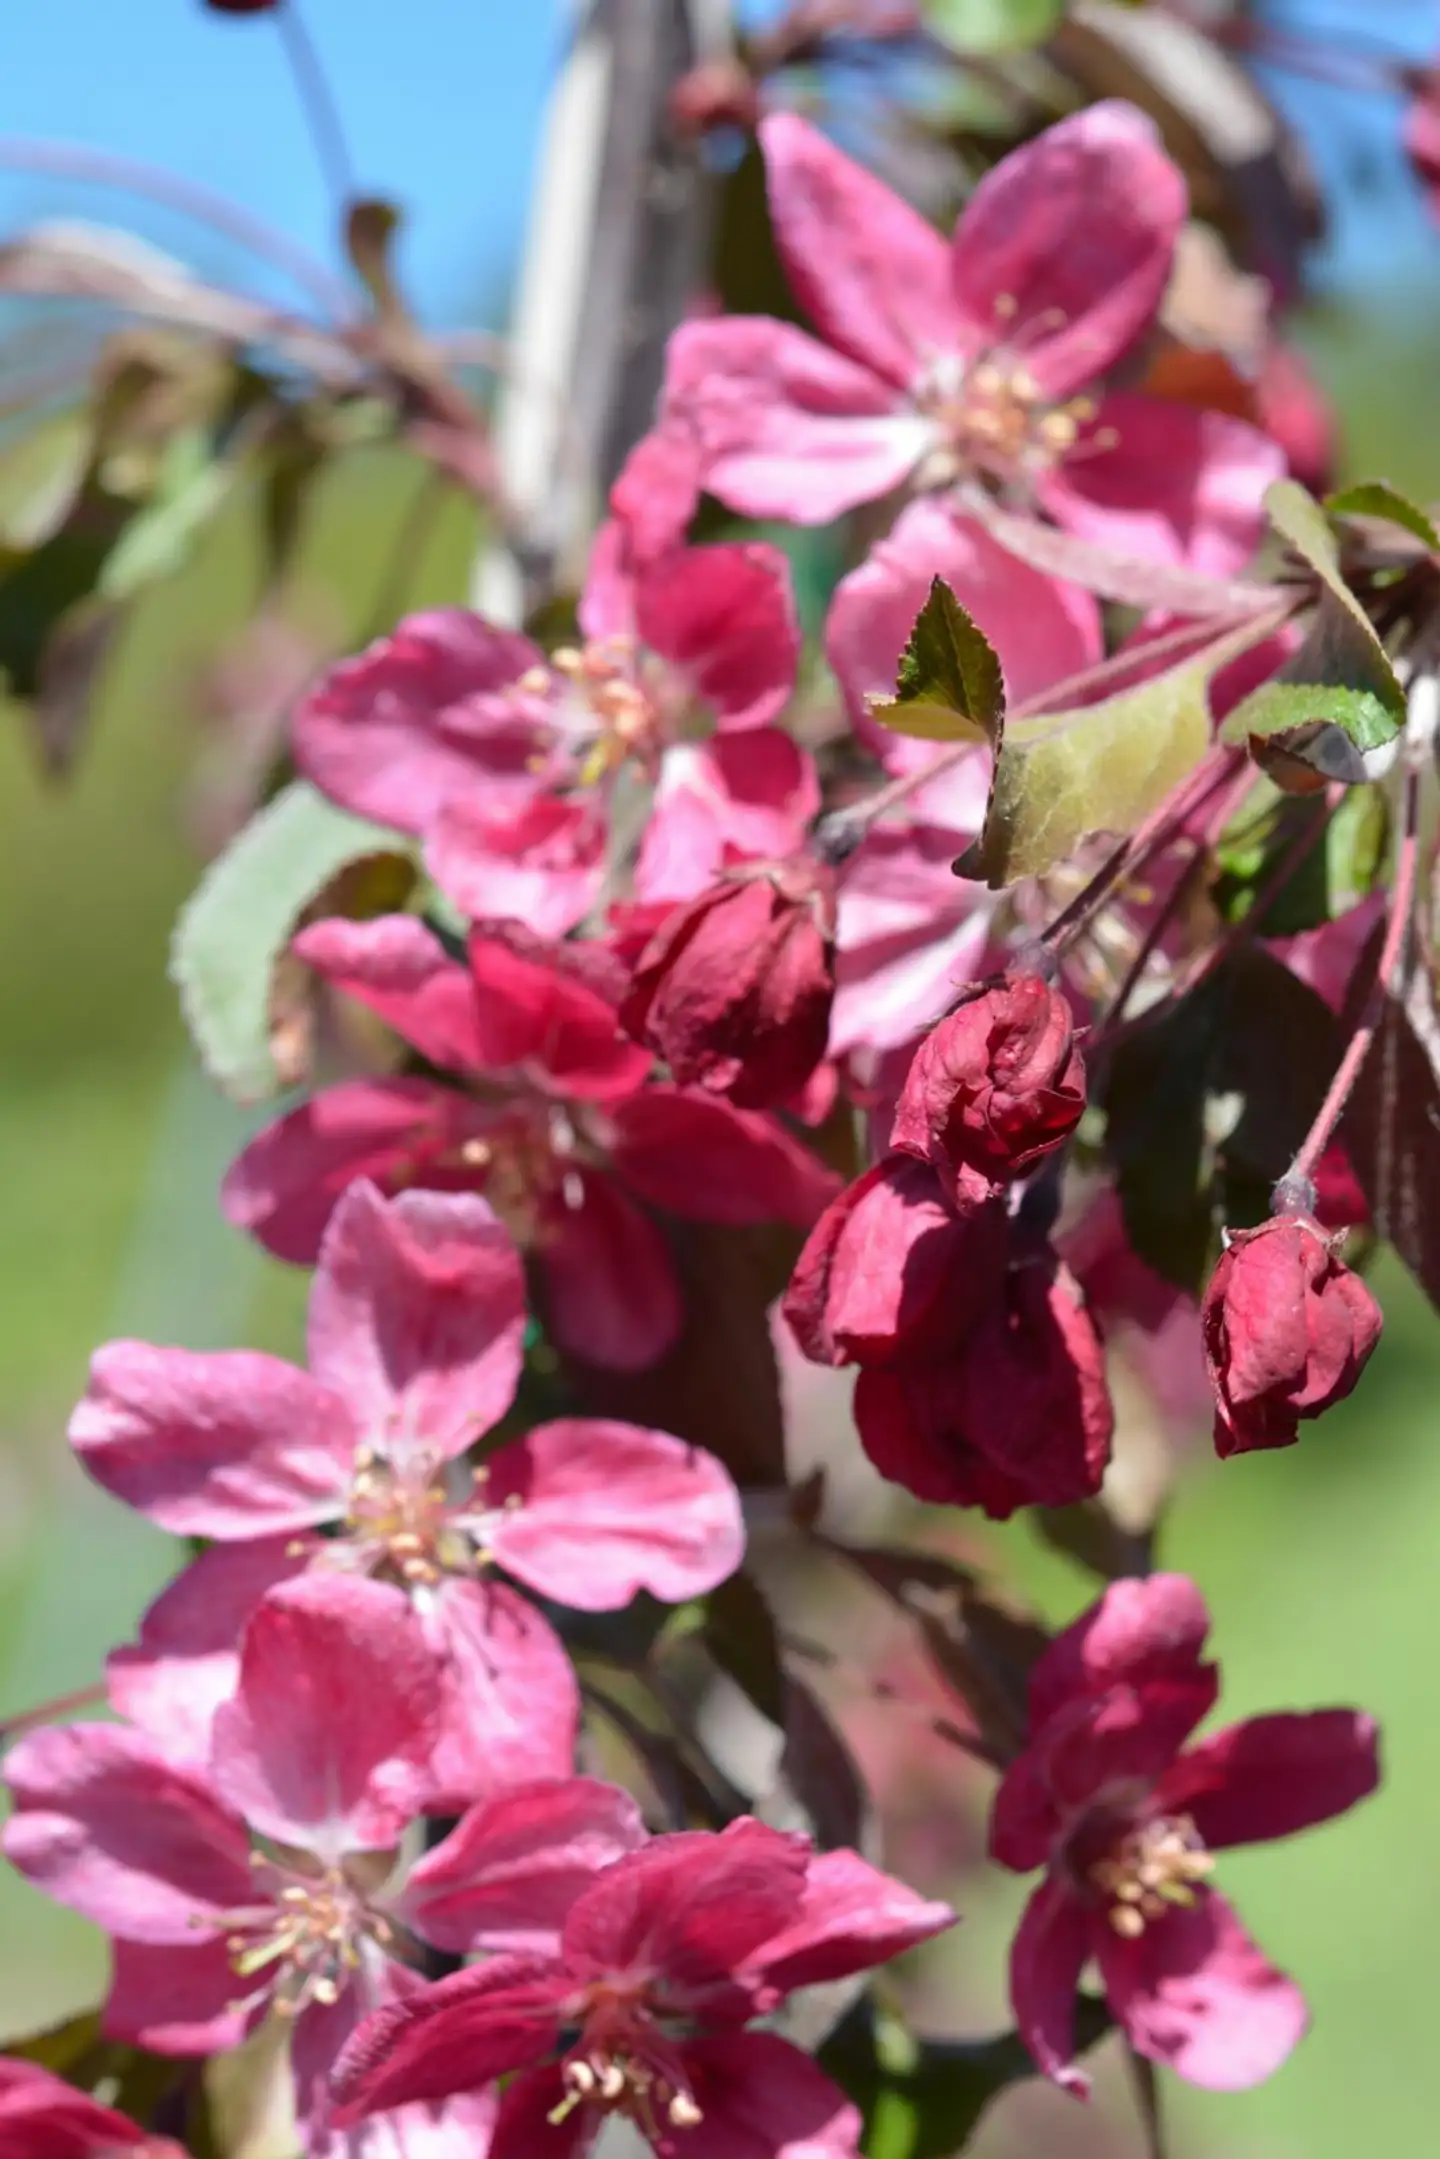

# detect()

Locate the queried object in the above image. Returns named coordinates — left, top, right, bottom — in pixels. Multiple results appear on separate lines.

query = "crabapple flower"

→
left=293, top=528, right=800, bottom=931
left=652, top=107, right=1282, bottom=570
left=854, top=1245, right=1112, bottom=1516
left=1200, top=1214, right=1382, bottom=1457
left=622, top=856, right=836, bottom=1108
left=331, top=1818, right=955, bottom=2159
left=0, top=2059, right=185, bottom=2159
left=783, top=1153, right=1008, bottom=1369
left=72, top=1180, right=745, bottom=1804
left=222, top=915, right=835, bottom=1372
left=4, top=1574, right=646, bottom=2159
left=890, top=973, right=1086, bottom=1196
left=991, top=1573, right=1380, bottom=2091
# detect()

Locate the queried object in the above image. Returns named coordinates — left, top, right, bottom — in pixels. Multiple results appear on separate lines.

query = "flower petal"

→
left=293, top=608, right=545, bottom=831
left=742, top=1848, right=955, bottom=1995
left=221, top=1077, right=490, bottom=1266
left=464, top=924, right=653, bottom=1101
left=637, top=733, right=819, bottom=904
left=293, top=1956, right=502, bottom=2159
left=1009, top=1874, right=1091, bottom=2095
left=825, top=498, right=1101, bottom=743
left=1041, top=393, right=1285, bottom=575
left=3, top=1723, right=253, bottom=1943
left=608, top=1085, right=838, bottom=1228
left=307, top=1181, right=525, bottom=1463
left=662, top=317, right=931, bottom=524
left=1097, top=1889, right=1309, bottom=2091
left=104, top=1936, right=249, bottom=2054
left=399, top=1777, right=648, bottom=1955
left=679, top=2030, right=865, bottom=2159
left=69, top=1342, right=352, bottom=1538
left=761, top=112, right=955, bottom=389
left=1158, top=1709, right=1380, bottom=1851
left=488, top=2068, right=587, bottom=2159
left=951, top=102, right=1184, bottom=398
left=1028, top=1572, right=1214, bottom=1730
left=106, top=1535, right=307, bottom=1761
left=476, top=1418, right=743, bottom=1609
left=210, top=1575, right=443, bottom=1852
left=561, top=1818, right=808, bottom=1994
left=331, top=1955, right=569, bottom=2120
left=422, top=1580, right=581, bottom=1813
left=534, top=1168, right=683, bottom=1373
left=635, top=542, right=800, bottom=730
left=425, top=795, right=608, bottom=938
left=293, top=915, right=483, bottom=1073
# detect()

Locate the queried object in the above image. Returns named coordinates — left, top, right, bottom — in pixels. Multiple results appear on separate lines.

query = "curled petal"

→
left=307, top=1180, right=525, bottom=1464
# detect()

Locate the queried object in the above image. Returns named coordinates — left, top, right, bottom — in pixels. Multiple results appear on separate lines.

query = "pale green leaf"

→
left=170, top=780, right=412, bottom=1102
left=868, top=575, right=1005, bottom=743
left=1325, top=480, right=1439, bottom=552
left=924, top=0, right=1063, bottom=56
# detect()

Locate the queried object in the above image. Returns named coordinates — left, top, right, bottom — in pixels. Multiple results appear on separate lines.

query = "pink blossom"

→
left=4, top=1574, right=646, bottom=2159
left=73, top=1180, right=745, bottom=1803
left=650, top=107, right=1282, bottom=572
left=222, top=916, right=837, bottom=1370
left=294, top=530, right=800, bottom=931
left=331, top=1818, right=954, bottom=2157
left=991, top=1573, right=1380, bottom=2092
left=0, top=2058, right=185, bottom=2159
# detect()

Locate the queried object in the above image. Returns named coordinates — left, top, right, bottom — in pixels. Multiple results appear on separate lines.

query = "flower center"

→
left=343, top=1448, right=462, bottom=1586
left=1087, top=1812, right=1215, bottom=1938
left=546, top=1982, right=703, bottom=2141
left=212, top=1859, right=392, bottom=2019
left=446, top=1104, right=574, bottom=1247
left=912, top=303, right=1114, bottom=491
left=520, top=636, right=665, bottom=787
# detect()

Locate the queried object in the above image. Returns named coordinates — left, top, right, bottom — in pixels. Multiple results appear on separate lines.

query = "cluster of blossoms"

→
left=3, top=93, right=1400, bottom=2156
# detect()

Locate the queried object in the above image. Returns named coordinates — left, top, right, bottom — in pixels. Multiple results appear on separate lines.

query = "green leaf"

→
left=923, top=0, right=1064, bottom=56
left=1222, top=480, right=1404, bottom=771
left=1212, top=779, right=1389, bottom=936
left=959, top=617, right=1271, bottom=889
left=170, top=779, right=412, bottom=1103
left=1325, top=480, right=1439, bottom=552
left=868, top=576, right=1005, bottom=743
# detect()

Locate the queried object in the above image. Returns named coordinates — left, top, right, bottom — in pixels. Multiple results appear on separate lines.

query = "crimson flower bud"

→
left=622, top=860, right=835, bottom=1109
left=783, top=1152, right=1008, bottom=1369
left=853, top=1253, right=1113, bottom=1518
left=1201, top=1214, right=1382, bottom=1457
left=891, top=972, right=1085, bottom=1195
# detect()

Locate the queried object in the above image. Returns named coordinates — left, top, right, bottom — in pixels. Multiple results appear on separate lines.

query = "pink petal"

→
left=1097, top=1889, right=1308, bottom=2091
left=662, top=317, right=932, bottom=524
left=561, top=1818, right=808, bottom=1991
left=69, top=1341, right=352, bottom=1538
left=210, top=1575, right=443, bottom=1853
left=635, top=542, right=800, bottom=730
left=1028, top=1573, right=1214, bottom=1730
left=106, top=1536, right=307, bottom=1761
left=1041, top=392, right=1285, bottom=575
left=104, top=1936, right=248, bottom=2054
left=761, top=112, right=956, bottom=390
left=425, top=795, right=608, bottom=938
left=534, top=1168, right=683, bottom=1372
left=0, top=2061, right=172, bottom=2156
left=608, top=1086, right=838, bottom=1229
left=576, top=518, right=639, bottom=644
left=679, top=2031, right=864, bottom=2159
left=3, top=1723, right=253, bottom=1943
left=293, top=608, right=546, bottom=832
left=331, top=1955, right=570, bottom=2120
left=832, top=815, right=1000, bottom=1058
left=637, top=733, right=819, bottom=904
left=951, top=101, right=1184, bottom=398
left=293, top=1958, right=501, bottom=2159
left=1158, top=1709, right=1380, bottom=1851
left=422, top=1580, right=581, bottom=1812
left=307, top=1181, right=524, bottom=1465
left=475, top=1419, right=744, bottom=1608
left=1032, top=1677, right=1221, bottom=1820
left=464, top=925, right=653, bottom=1101
left=1009, top=1875, right=1092, bottom=2095
left=825, top=498, right=1101, bottom=742
left=222, top=1077, right=491, bottom=1266
left=609, top=419, right=704, bottom=561
left=294, top=914, right=483, bottom=1074
left=399, top=1777, right=647, bottom=1955
left=742, top=1848, right=954, bottom=1995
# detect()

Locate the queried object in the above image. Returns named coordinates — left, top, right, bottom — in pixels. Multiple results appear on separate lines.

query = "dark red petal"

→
left=608, top=1085, right=838, bottom=1228
left=1028, top=1573, right=1213, bottom=1730
left=1009, top=1875, right=1092, bottom=2095
left=331, top=1955, right=570, bottom=2120
left=536, top=1169, right=683, bottom=1372
left=1157, top=1710, right=1380, bottom=1851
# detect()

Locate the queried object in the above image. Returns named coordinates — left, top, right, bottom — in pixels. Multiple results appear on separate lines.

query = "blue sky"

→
left=0, top=0, right=1433, bottom=336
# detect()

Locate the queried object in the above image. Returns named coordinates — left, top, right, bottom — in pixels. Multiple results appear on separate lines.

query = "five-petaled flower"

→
left=221, top=914, right=836, bottom=1371
left=990, top=1573, right=1379, bottom=2092
left=71, top=1180, right=745, bottom=1805
left=4, top=1572, right=648, bottom=2157
left=331, top=1816, right=955, bottom=2159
